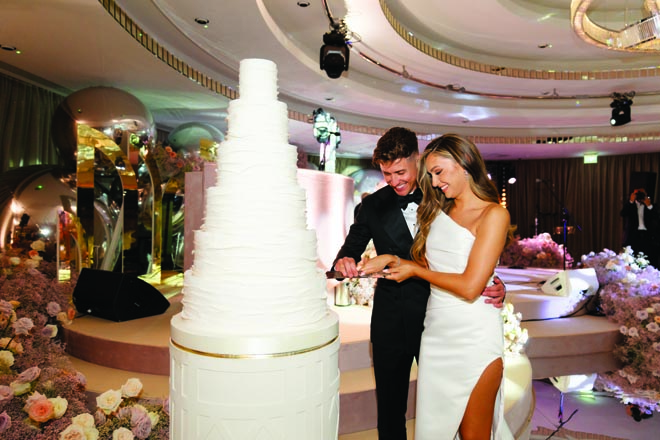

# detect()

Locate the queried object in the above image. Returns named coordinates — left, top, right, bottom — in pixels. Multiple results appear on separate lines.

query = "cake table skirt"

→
left=169, top=335, right=340, bottom=439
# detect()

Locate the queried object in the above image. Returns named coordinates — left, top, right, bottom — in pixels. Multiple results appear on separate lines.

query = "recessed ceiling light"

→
left=194, top=18, right=210, bottom=27
left=297, top=1, right=311, bottom=7
left=538, top=43, right=552, bottom=49
left=325, top=97, right=335, bottom=101
left=1, top=45, right=17, bottom=52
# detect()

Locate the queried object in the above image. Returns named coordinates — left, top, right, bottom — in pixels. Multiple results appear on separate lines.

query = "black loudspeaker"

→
left=73, top=268, right=170, bottom=322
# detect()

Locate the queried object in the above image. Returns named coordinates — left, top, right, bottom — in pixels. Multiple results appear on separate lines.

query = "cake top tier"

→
left=238, top=58, right=278, bottom=102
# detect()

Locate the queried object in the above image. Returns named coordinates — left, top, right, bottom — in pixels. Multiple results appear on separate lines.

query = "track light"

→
left=609, top=92, right=634, bottom=126
left=320, top=28, right=350, bottom=79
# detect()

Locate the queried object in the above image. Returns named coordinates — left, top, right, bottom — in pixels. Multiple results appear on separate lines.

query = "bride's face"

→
left=425, top=154, right=467, bottom=199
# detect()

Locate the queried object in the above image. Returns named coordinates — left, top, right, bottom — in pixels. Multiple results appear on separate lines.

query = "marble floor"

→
left=339, top=379, right=660, bottom=440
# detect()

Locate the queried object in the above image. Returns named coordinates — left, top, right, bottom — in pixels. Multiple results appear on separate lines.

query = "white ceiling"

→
left=1, top=0, right=660, bottom=161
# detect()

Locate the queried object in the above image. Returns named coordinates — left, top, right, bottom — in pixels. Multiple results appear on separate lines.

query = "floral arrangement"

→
left=0, top=243, right=170, bottom=438
left=581, top=247, right=660, bottom=418
left=499, top=233, right=572, bottom=269
left=502, top=301, right=529, bottom=355
left=346, top=240, right=377, bottom=306
left=147, top=143, right=209, bottom=191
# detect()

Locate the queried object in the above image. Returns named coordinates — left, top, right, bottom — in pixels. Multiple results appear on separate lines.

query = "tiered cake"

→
left=172, top=59, right=336, bottom=353
left=169, top=58, right=339, bottom=440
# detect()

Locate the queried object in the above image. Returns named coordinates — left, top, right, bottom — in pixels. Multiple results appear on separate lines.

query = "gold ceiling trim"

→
left=571, top=0, right=660, bottom=52
left=380, top=0, right=660, bottom=80
left=99, top=0, right=660, bottom=147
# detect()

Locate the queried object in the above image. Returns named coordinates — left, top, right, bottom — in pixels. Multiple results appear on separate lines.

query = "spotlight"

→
left=609, top=92, right=634, bottom=126
left=320, top=28, right=350, bottom=79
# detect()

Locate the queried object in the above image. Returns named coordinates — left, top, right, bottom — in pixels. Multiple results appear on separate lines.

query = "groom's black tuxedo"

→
left=333, top=184, right=429, bottom=439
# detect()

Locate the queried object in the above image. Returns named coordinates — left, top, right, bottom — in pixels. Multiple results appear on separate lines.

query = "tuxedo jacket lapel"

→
left=379, top=189, right=414, bottom=255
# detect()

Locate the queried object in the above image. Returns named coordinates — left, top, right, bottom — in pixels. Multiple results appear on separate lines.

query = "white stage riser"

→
left=169, top=338, right=340, bottom=440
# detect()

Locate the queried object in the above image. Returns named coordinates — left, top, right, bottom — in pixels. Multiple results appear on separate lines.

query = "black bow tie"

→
left=397, top=189, right=422, bottom=209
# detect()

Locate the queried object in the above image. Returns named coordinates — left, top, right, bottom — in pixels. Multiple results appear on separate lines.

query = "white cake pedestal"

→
left=170, top=313, right=340, bottom=440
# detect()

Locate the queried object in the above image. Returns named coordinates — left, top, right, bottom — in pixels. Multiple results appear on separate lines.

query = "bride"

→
left=361, top=134, right=513, bottom=439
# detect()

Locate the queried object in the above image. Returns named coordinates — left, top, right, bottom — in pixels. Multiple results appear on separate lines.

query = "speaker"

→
left=73, top=268, right=170, bottom=322
left=541, top=268, right=599, bottom=297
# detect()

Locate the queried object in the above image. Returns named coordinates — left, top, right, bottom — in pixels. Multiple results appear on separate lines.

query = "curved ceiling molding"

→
left=571, top=0, right=660, bottom=52
left=381, top=0, right=660, bottom=80
left=99, top=0, right=660, bottom=148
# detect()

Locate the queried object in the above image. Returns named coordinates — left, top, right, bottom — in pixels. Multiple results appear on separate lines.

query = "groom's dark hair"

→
left=372, top=127, right=418, bottom=166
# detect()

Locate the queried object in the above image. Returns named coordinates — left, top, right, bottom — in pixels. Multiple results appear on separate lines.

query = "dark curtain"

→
left=0, top=73, right=64, bottom=172
left=505, top=153, right=660, bottom=263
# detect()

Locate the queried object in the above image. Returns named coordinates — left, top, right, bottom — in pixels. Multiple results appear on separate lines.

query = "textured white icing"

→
left=179, top=58, right=329, bottom=334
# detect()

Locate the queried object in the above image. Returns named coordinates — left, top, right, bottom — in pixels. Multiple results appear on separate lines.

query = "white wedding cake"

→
left=176, top=58, right=330, bottom=342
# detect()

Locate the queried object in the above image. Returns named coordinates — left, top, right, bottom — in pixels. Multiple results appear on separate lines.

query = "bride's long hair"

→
left=410, top=134, right=502, bottom=266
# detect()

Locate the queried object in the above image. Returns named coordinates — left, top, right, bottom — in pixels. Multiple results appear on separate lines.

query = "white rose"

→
left=121, top=378, right=143, bottom=398
left=96, top=389, right=123, bottom=415
left=59, top=424, right=86, bottom=440
left=71, top=412, right=95, bottom=428
left=9, top=257, right=21, bottom=266
left=30, top=240, right=46, bottom=252
left=112, top=427, right=135, bottom=440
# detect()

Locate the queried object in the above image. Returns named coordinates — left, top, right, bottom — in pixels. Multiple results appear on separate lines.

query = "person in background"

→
left=332, top=127, right=506, bottom=440
left=360, top=134, right=513, bottom=439
left=621, top=188, right=659, bottom=267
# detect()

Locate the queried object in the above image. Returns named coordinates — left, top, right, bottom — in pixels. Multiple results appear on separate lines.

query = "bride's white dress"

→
left=414, top=211, right=513, bottom=440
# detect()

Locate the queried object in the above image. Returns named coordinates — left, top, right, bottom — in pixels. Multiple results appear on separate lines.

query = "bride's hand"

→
left=384, top=262, right=416, bottom=282
left=359, top=254, right=397, bottom=275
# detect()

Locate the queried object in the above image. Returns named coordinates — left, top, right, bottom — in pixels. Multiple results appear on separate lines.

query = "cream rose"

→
left=59, top=424, right=86, bottom=440
left=50, top=396, right=68, bottom=418
left=0, top=350, right=14, bottom=368
left=71, top=412, right=95, bottom=428
left=121, top=378, right=143, bottom=398
left=10, top=380, right=31, bottom=396
left=30, top=240, right=46, bottom=252
left=96, top=389, right=123, bottom=415
left=9, top=257, right=21, bottom=266
left=112, top=427, right=135, bottom=440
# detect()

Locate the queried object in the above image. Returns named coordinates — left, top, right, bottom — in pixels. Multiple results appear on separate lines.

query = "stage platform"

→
left=62, top=268, right=622, bottom=437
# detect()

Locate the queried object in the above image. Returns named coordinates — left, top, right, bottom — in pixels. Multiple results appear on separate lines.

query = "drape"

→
left=506, top=153, right=660, bottom=264
left=0, top=72, right=64, bottom=172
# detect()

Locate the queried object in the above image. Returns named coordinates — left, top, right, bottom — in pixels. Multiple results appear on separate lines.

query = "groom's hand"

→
left=334, top=257, right=359, bottom=279
left=482, top=277, right=506, bottom=308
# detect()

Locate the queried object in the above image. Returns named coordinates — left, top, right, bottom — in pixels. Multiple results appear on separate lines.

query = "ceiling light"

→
left=297, top=1, right=310, bottom=7
left=0, top=45, right=17, bottom=52
left=194, top=18, right=210, bottom=28
left=610, top=92, right=634, bottom=126
left=320, top=28, right=350, bottom=79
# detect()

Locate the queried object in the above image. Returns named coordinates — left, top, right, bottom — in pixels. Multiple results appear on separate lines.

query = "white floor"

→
left=339, top=380, right=660, bottom=440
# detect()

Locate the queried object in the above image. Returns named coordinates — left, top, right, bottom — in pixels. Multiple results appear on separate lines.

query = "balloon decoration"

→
left=50, top=86, right=156, bottom=276
left=166, top=121, right=223, bottom=161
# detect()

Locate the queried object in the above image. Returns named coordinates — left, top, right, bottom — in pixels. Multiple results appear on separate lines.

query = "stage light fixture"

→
left=320, top=28, right=350, bottom=79
left=609, top=92, right=634, bottom=126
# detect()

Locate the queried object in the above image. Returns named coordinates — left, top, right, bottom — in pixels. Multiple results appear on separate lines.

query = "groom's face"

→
left=379, top=154, right=418, bottom=197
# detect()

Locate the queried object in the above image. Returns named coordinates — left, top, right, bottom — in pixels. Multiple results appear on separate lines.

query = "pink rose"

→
left=23, top=391, right=47, bottom=412
left=12, top=317, right=34, bottom=335
left=0, top=300, right=12, bottom=316
left=0, top=411, right=11, bottom=434
left=17, top=366, right=41, bottom=383
left=47, top=301, right=62, bottom=317
left=27, top=398, right=55, bottom=423
left=0, top=386, right=13, bottom=404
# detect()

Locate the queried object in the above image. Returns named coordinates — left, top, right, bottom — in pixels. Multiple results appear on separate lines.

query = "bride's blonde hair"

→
left=410, top=134, right=502, bottom=266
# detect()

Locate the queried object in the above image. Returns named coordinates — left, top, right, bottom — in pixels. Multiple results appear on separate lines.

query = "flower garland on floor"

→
left=500, top=232, right=573, bottom=269
left=0, top=244, right=170, bottom=439
left=581, top=247, right=660, bottom=418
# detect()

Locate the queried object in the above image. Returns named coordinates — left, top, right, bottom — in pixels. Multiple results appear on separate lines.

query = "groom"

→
left=332, top=127, right=505, bottom=440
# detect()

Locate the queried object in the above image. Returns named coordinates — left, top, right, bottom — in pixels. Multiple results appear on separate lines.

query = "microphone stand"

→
left=539, top=180, right=582, bottom=271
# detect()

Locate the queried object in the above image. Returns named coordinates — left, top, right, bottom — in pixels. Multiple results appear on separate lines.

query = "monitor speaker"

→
left=541, top=268, right=599, bottom=297
left=73, top=268, right=170, bottom=322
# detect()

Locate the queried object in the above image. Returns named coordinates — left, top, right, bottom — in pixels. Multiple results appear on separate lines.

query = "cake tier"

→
left=226, top=99, right=289, bottom=143
left=215, top=139, right=298, bottom=180
left=237, top=58, right=278, bottom=101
